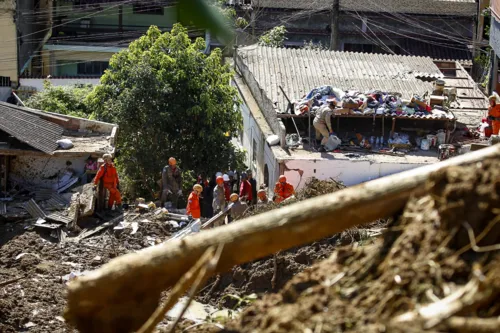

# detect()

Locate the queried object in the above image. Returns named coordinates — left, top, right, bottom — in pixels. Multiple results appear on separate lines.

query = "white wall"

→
left=20, top=78, right=101, bottom=91
left=10, top=155, right=87, bottom=189
left=283, top=158, right=422, bottom=189
left=239, top=94, right=277, bottom=189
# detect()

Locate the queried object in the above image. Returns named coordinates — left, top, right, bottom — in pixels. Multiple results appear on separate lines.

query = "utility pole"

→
left=329, top=0, right=340, bottom=51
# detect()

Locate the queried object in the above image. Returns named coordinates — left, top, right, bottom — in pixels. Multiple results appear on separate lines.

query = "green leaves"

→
left=259, top=26, right=287, bottom=48
left=25, top=81, right=94, bottom=118
left=89, top=24, right=243, bottom=198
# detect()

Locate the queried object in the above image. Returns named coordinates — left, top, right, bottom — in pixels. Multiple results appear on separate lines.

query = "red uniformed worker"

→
left=273, top=175, right=295, bottom=204
left=186, top=184, right=203, bottom=219
left=488, top=94, right=500, bottom=135
left=239, top=172, right=253, bottom=203
left=93, top=154, right=122, bottom=210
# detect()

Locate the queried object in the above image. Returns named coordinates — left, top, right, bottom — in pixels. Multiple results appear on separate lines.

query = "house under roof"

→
left=235, top=45, right=488, bottom=129
left=0, top=102, right=64, bottom=154
left=236, top=45, right=442, bottom=113
left=253, top=0, right=477, bottom=16
left=0, top=101, right=118, bottom=156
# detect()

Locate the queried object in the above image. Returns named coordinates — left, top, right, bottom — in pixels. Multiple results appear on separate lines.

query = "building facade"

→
left=233, top=0, right=476, bottom=66
left=0, top=0, right=52, bottom=88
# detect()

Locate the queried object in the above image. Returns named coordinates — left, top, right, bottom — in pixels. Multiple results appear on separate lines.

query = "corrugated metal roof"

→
left=0, top=102, right=64, bottom=154
left=255, top=0, right=476, bottom=16
left=237, top=45, right=439, bottom=112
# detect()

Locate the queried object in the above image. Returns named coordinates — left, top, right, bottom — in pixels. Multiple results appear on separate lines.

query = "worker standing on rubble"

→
left=257, top=189, right=271, bottom=204
left=213, top=176, right=226, bottom=214
left=161, top=157, right=183, bottom=209
left=313, top=99, right=336, bottom=152
left=186, top=184, right=202, bottom=219
left=223, top=174, right=231, bottom=201
left=93, top=154, right=122, bottom=210
left=239, top=172, right=253, bottom=204
left=247, top=169, right=257, bottom=205
left=274, top=175, right=295, bottom=204
left=229, top=193, right=248, bottom=222
left=488, top=94, right=500, bottom=135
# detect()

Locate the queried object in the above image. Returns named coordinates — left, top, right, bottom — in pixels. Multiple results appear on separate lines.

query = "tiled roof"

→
left=236, top=45, right=441, bottom=112
left=0, top=102, right=64, bottom=154
left=254, top=0, right=477, bottom=16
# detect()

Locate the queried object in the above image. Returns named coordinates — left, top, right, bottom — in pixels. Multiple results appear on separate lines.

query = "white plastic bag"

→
left=57, top=139, right=73, bottom=149
left=266, top=135, right=280, bottom=146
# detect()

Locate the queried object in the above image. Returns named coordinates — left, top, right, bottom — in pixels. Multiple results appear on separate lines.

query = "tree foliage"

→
left=259, top=26, right=287, bottom=47
left=87, top=24, right=243, bottom=197
left=25, top=81, right=94, bottom=118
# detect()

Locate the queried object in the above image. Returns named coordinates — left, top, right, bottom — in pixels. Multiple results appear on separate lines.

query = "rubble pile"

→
left=0, top=211, right=175, bottom=332
left=210, top=157, right=500, bottom=333
left=199, top=178, right=384, bottom=308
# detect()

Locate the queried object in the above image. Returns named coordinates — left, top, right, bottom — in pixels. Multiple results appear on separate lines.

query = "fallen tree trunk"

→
left=65, top=145, right=500, bottom=333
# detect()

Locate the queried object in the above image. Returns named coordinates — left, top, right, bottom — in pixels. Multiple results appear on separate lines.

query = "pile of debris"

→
left=294, top=85, right=452, bottom=119
left=199, top=178, right=384, bottom=308
left=213, top=157, right=500, bottom=333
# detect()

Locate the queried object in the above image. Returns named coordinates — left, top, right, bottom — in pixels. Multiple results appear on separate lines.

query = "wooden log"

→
left=65, top=145, right=500, bottom=333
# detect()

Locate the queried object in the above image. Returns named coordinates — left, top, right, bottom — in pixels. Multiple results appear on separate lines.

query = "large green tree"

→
left=87, top=24, right=243, bottom=197
left=25, top=81, right=94, bottom=118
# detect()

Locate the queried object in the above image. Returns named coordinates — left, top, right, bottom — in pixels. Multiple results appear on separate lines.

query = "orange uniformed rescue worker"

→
left=186, top=184, right=203, bottom=219
left=273, top=175, right=295, bottom=204
left=93, top=154, right=122, bottom=210
left=488, top=94, right=500, bottom=135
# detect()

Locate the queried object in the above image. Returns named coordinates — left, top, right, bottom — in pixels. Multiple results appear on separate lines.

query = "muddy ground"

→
left=0, top=177, right=359, bottom=332
left=199, top=178, right=384, bottom=308
left=204, top=157, right=500, bottom=333
left=0, top=217, right=173, bottom=333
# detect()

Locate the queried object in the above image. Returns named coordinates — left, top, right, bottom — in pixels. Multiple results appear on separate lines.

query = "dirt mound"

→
left=218, top=157, right=500, bottom=332
left=0, top=219, right=172, bottom=332
left=241, top=178, right=345, bottom=219
left=199, top=178, right=383, bottom=308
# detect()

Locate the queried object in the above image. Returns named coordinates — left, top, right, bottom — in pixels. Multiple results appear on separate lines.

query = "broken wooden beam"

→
left=65, top=145, right=500, bottom=333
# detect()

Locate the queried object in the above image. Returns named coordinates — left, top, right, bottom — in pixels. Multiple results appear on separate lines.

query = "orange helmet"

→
left=216, top=176, right=224, bottom=185
left=279, top=175, right=287, bottom=183
left=168, top=157, right=176, bottom=166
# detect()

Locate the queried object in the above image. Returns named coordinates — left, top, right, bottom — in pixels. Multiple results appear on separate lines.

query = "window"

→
left=252, top=139, right=257, bottom=166
left=0, top=76, right=11, bottom=87
left=77, top=61, right=109, bottom=75
left=264, top=164, right=269, bottom=188
left=343, top=43, right=399, bottom=54
left=133, top=3, right=164, bottom=15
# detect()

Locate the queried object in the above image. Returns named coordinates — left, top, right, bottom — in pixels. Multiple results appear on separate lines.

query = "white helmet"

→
left=216, top=172, right=223, bottom=178
left=223, top=174, right=230, bottom=182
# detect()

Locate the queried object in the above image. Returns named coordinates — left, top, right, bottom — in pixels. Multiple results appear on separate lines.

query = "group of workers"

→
left=92, top=154, right=296, bottom=222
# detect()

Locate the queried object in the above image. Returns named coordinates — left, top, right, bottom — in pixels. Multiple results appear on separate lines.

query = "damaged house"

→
left=232, top=45, right=488, bottom=190
left=0, top=101, right=118, bottom=215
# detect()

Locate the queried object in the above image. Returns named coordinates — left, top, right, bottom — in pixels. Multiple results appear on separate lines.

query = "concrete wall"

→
left=20, top=78, right=101, bottom=91
left=0, top=1, right=18, bottom=84
left=239, top=91, right=278, bottom=188
left=282, top=158, right=423, bottom=189
left=9, top=154, right=87, bottom=189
